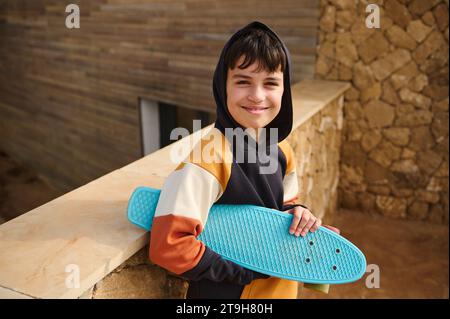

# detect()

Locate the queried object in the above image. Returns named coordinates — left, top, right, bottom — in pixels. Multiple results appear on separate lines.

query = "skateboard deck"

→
left=127, top=186, right=366, bottom=284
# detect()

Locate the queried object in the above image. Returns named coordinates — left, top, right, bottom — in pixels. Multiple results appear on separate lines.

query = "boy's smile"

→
left=226, top=56, right=284, bottom=131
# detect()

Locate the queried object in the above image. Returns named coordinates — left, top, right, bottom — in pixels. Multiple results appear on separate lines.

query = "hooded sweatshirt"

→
left=149, top=21, right=327, bottom=299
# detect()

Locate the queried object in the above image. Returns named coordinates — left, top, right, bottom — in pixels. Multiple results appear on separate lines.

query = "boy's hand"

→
left=287, top=206, right=340, bottom=237
left=323, top=225, right=340, bottom=235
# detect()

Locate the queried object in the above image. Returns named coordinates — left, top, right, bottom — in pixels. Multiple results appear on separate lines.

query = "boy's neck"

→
left=246, top=127, right=264, bottom=144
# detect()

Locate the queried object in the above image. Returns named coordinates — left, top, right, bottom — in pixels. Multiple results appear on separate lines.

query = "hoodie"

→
left=149, top=21, right=324, bottom=299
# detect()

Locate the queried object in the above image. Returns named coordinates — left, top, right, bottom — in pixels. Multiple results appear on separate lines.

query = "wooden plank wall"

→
left=0, top=0, right=320, bottom=192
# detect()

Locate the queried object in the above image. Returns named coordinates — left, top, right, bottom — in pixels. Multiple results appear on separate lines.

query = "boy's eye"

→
left=236, top=81, right=279, bottom=86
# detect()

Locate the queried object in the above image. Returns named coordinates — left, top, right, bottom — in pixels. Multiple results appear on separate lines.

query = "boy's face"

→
left=226, top=56, right=284, bottom=130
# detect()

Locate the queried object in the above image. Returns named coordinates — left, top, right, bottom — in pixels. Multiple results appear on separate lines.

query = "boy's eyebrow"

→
left=231, top=74, right=282, bottom=81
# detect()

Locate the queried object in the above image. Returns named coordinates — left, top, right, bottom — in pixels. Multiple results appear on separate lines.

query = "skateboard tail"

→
left=126, top=186, right=161, bottom=231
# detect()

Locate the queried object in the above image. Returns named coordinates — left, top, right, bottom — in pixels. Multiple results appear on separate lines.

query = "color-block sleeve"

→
left=149, top=161, right=267, bottom=285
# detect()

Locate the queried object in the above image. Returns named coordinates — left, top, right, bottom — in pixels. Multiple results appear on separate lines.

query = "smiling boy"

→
left=226, top=54, right=283, bottom=136
left=149, top=21, right=339, bottom=299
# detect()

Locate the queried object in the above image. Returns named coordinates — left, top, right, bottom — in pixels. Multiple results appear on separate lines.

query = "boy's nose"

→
left=247, top=86, right=265, bottom=103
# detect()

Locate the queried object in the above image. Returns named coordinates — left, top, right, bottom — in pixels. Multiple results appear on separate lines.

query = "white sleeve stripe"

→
left=154, top=162, right=222, bottom=225
left=283, top=168, right=299, bottom=202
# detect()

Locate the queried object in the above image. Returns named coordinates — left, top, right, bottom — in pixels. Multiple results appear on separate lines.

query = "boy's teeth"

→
left=243, top=107, right=268, bottom=114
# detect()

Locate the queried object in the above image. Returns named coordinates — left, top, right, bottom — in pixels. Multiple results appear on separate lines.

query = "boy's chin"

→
left=241, top=123, right=267, bottom=131
left=235, top=117, right=275, bottom=130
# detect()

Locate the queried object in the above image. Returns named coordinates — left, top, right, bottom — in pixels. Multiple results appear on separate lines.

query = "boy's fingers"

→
left=297, top=217, right=316, bottom=237
left=311, top=218, right=322, bottom=232
left=297, top=210, right=310, bottom=231
left=294, top=211, right=310, bottom=236
left=289, top=208, right=302, bottom=234
left=324, top=225, right=340, bottom=235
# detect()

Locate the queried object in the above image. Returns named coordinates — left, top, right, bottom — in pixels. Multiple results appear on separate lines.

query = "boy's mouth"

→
left=242, top=106, right=270, bottom=115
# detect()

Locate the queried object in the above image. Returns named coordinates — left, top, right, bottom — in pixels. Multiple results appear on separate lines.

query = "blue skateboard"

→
left=127, top=186, right=366, bottom=284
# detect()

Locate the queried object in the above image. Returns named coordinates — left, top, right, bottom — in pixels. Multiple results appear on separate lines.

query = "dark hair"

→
left=224, top=27, right=286, bottom=73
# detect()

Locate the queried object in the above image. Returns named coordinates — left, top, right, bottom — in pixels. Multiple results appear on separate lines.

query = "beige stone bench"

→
left=0, top=80, right=349, bottom=299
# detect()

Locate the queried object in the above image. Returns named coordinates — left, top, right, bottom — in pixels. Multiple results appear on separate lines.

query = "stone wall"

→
left=315, top=0, right=449, bottom=223
left=80, top=95, right=344, bottom=299
left=79, top=247, right=188, bottom=299
left=287, top=96, right=344, bottom=224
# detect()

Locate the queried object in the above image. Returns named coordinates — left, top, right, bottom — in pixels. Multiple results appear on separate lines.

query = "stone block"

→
left=386, top=25, right=417, bottom=50
left=391, top=159, right=420, bottom=174
left=390, top=61, right=420, bottom=90
left=407, top=19, right=433, bottom=43
left=375, top=195, right=408, bottom=218
left=413, top=31, right=447, bottom=64
left=344, top=100, right=364, bottom=120
left=382, top=80, right=402, bottom=105
left=364, top=160, right=397, bottom=185
left=431, top=112, right=449, bottom=142
left=415, top=189, right=440, bottom=204
left=395, top=110, right=433, bottom=126
left=345, top=120, right=363, bottom=142
left=353, top=62, right=376, bottom=90
left=410, top=126, right=435, bottom=151
left=358, top=32, right=390, bottom=64
left=433, top=98, right=449, bottom=112
left=93, top=265, right=187, bottom=299
left=371, top=49, right=412, bottom=81
left=351, top=19, right=375, bottom=45
left=342, top=142, right=367, bottom=170
left=399, top=88, right=432, bottom=108
left=344, top=86, right=360, bottom=101
left=408, top=0, right=441, bottom=17
left=369, top=140, right=402, bottom=168
left=335, top=33, right=359, bottom=67
left=382, top=127, right=411, bottom=146
left=401, top=148, right=416, bottom=159
left=320, top=5, right=336, bottom=32
left=329, top=0, right=356, bottom=10
left=386, top=0, right=412, bottom=29
left=367, top=185, right=391, bottom=195
left=417, top=149, right=443, bottom=175
left=434, top=3, right=449, bottom=31
left=422, top=11, right=436, bottom=27
left=361, top=129, right=383, bottom=152
left=408, top=73, right=429, bottom=92
left=336, top=10, right=355, bottom=30
left=361, top=83, right=382, bottom=102
left=363, top=100, right=396, bottom=128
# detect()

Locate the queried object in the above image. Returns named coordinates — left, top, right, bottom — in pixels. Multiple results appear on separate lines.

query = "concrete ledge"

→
left=0, top=80, right=349, bottom=299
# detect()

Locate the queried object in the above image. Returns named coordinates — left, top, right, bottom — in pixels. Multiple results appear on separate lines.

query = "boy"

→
left=149, top=21, right=340, bottom=299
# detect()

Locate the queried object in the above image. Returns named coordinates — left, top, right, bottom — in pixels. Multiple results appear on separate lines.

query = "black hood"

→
left=213, top=21, right=294, bottom=146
